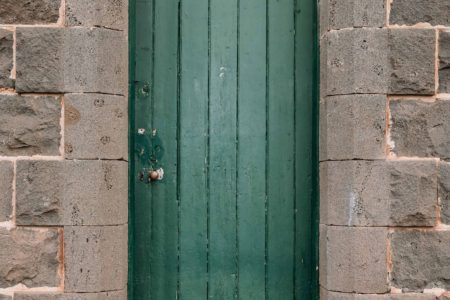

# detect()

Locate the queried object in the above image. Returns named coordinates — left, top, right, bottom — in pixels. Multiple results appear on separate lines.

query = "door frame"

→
left=128, top=0, right=319, bottom=298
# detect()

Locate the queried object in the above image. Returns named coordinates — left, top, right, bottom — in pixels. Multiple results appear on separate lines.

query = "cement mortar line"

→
left=385, top=95, right=393, bottom=157
left=324, top=24, right=450, bottom=34
left=0, top=286, right=62, bottom=297
left=11, top=161, right=16, bottom=227
left=15, top=223, right=129, bottom=228
left=386, top=0, right=392, bottom=27
left=59, top=96, right=65, bottom=157
left=58, top=228, right=64, bottom=291
left=58, top=0, right=66, bottom=27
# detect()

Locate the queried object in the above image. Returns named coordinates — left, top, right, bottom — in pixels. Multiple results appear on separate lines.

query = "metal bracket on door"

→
left=136, top=128, right=165, bottom=184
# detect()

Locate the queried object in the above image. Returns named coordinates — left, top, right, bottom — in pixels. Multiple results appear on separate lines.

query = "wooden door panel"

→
left=130, top=0, right=318, bottom=299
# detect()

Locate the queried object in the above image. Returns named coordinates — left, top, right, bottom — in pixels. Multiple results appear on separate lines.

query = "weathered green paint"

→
left=179, top=0, right=209, bottom=298
left=237, top=0, right=267, bottom=298
left=129, top=0, right=319, bottom=298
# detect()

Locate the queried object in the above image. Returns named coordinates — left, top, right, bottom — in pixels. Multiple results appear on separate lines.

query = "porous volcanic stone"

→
left=390, top=99, right=450, bottom=158
left=64, top=225, right=128, bottom=292
left=0, top=0, right=60, bottom=24
left=439, top=162, right=450, bottom=224
left=321, top=160, right=438, bottom=226
left=16, top=27, right=127, bottom=94
left=321, top=0, right=385, bottom=33
left=0, top=227, right=60, bottom=288
left=320, top=94, right=386, bottom=160
left=326, top=28, right=389, bottom=95
left=320, top=225, right=388, bottom=293
left=15, top=290, right=126, bottom=300
left=16, top=160, right=128, bottom=226
left=64, top=94, right=128, bottom=160
left=321, top=289, right=437, bottom=300
left=391, top=0, right=450, bottom=26
left=0, top=161, right=13, bottom=222
left=439, top=31, right=450, bottom=93
left=0, top=95, right=61, bottom=156
left=66, top=0, right=127, bottom=30
left=388, top=29, right=436, bottom=95
left=0, top=29, right=13, bottom=87
left=391, top=231, right=450, bottom=292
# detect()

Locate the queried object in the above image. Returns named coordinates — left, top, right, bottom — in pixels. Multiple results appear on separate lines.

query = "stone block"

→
left=326, top=28, right=389, bottom=95
left=390, top=99, right=450, bottom=158
left=16, top=160, right=128, bottom=226
left=0, top=295, right=11, bottom=300
left=323, top=0, right=386, bottom=31
left=391, top=231, right=450, bottom=291
left=388, top=29, right=436, bottom=95
left=390, top=0, right=450, bottom=26
left=320, top=94, right=386, bottom=160
left=321, top=289, right=437, bottom=300
left=0, top=95, right=61, bottom=156
left=15, top=290, right=126, bottom=300
left=0, top=227, right=61, bottom=288
left=0, top=0, right=60, bottom=24
left=16, top=27, right=127, bottom=94
left=64, top=225, right=128, bottom=292
left=439, top=162, right=450, bottom=224
left=0, top=161, right=13, bottom=222
left=65, top=94, right=128, bottom=160
left=321, top=160, right=438, bottom=227
left=439, top=31, right=450, bottom=93
left=0, top=29, right=13, bottom=87
left=320, top=225, right=388, bottom=293
left=66, top=0, right=127, bottom=31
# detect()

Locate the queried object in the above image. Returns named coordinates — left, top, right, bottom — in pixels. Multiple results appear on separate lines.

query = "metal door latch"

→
left=139, top=168, right=164, bottom=183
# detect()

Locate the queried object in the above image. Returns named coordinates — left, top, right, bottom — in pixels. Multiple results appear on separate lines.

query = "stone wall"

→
left=320, top=0, right=450, bottom=299
left=0, top=1, right=128, bottom=299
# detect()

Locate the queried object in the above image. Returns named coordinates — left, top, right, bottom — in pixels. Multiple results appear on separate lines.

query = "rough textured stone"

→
left=439, top=31, right=450, bottom=93
left=326, top=28, right=388, bottom=95
left=320, top=94, right=386, bottom=160
left=391, top=231, right=450, bottom=292
left=320, top=225, right=388, bottom=293
left=0, top=0, right=60, bottom=24
left=321, top=289, right=437, bottom=300
left=0, top=161, right=13, bottom=222
left=16, top=27, right=127, bottom=94
left=390, top=0, right=450, bottom=26
left=322, top=0, right=385, bottom=32
left=0, top=295, right=11, bottom=300
left=390, top=99, right=450, bottom=158
left=16, top=160, right=127, bottom=226
left=440, top=162, right=450, bottom=224
left=0, top=29, right=13, bottom=88
left=15, top=290, right=126, bottom=300
left=321, top=160, right=438, bottom=226
left=0, top=95, right=61, bottom=156
left=64, top=225, right=127, bottom=292
left=0, top=227, right=61, bottom=288
left=65, top=94, right=127, bottom=160
left=66, top=0, right=127, bottom=30
left=389, top=29, right=436, bottom=95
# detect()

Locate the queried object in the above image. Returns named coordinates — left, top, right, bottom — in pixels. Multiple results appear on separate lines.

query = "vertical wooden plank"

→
left=267, top=0, right=296, bottom=298
left=132, top=0, right=154, bottom=299
left=295, top=0, right=319, bottom=298
left=208, top=0, right=238, bottom=298
left=179, top=0, right=209, bottom=298
left=237, top=0, right=267, bottom=299
left=150, top=0, right=179, bottom=298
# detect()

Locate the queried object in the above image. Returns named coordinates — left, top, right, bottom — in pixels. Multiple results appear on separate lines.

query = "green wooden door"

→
left=129, top=0, right=318, bottom=299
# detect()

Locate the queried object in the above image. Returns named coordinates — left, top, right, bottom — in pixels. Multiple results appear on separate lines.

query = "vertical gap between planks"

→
left=176, top=0, right=182, bottom=297
left=235, top=0, right=241, bottom=298
left=292, top=0, right=298, bottom=298
left=206, top=0, right=212, bottom=297
left=264, top=0, right=270, bottom=298
left=150, top=0, right=156, bottom=291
